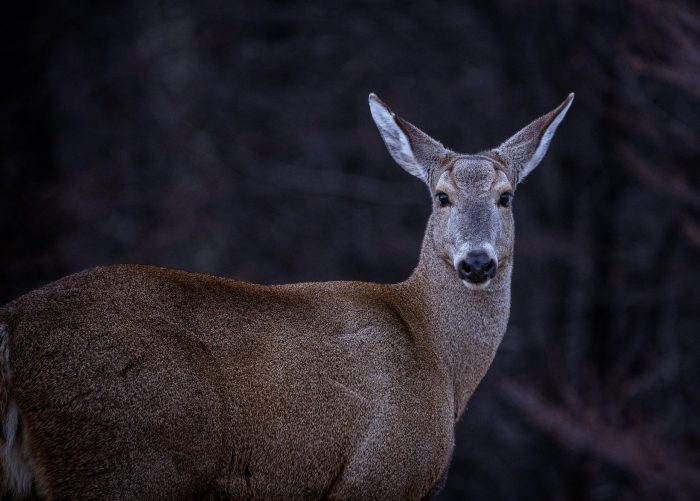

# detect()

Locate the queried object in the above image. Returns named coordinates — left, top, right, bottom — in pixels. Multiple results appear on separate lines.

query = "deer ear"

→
left=496, top=93, right=574, bottom=183
left=369, top=93, right=447, bottom=183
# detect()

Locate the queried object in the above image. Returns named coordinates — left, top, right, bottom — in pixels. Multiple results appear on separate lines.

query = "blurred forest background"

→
left=1, top=0, right=699, bottom=499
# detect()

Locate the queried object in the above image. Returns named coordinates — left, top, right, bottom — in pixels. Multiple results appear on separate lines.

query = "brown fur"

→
left=0, top=93, right=572, bottom=500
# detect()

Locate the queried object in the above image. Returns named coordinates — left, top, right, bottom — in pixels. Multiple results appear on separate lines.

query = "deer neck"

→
left=396, top=222, right=512, bottom=420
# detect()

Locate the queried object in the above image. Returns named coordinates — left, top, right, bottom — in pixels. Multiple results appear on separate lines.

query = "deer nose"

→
left=458, top=251, right=497, bottom=284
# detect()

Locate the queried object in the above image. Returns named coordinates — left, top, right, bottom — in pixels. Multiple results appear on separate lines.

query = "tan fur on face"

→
left=436, top=157, right=513, bottom=198
left=0, top=93, right=572, bottom=500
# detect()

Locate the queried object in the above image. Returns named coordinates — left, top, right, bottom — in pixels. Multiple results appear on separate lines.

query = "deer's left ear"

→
left=496, top=93, right=574, bottom=183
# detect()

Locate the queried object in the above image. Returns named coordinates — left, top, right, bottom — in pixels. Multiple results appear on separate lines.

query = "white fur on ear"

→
left=369, top=93, right=427, bottom=181
left=498, top=93, right=574, bottom=182
left=520, top=93, right=574, bottom=179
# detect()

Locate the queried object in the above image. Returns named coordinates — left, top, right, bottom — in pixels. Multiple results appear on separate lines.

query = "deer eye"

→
left=436, top=192, right=450, bottom=206
left=498, top=192, right=513, bottom=207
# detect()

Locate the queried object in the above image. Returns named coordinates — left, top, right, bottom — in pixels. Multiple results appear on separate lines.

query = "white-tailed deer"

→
left=0, top=92, right=573, bottom=500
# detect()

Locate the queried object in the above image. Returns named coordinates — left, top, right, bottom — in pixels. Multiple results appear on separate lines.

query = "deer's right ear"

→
left=369, top=93, right=446, bottom=184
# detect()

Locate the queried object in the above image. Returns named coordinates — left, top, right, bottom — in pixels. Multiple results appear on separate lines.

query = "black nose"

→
left=458, top=252, right=497, bottom=284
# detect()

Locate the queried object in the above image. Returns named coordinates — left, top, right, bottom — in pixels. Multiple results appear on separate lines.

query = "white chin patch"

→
left=461, top=279, right=491, bottom=290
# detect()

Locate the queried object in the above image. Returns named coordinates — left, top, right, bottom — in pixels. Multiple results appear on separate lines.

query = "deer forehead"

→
left=435, top=157, right=511, bottom=196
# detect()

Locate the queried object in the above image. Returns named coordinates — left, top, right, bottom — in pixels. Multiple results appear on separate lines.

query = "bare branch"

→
left=503, top=382, right=700, bottom=499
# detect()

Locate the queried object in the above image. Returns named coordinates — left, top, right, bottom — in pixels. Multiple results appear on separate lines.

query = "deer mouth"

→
left=460, top=277, right=493, bottom=290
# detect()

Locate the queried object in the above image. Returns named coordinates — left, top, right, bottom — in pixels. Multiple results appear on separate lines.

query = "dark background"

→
left=1, top=0, right=699, bottom=499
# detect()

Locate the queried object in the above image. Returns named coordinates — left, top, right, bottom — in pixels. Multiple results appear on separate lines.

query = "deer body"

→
left=0, top=93, right=572, bottom=499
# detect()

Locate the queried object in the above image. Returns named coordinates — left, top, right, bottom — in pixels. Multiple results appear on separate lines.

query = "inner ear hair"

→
left=496, top=93, right=574, bottom=183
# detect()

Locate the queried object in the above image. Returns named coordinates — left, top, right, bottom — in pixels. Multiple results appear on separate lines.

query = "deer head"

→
left=370, top=93, right=573, bottom=289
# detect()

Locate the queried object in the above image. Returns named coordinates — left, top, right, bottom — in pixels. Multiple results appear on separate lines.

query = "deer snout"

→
left=458, top=250, right=497, bottom=285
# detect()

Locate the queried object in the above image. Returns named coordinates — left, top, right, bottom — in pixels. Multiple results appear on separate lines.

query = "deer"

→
left=0, top=92, right=573, bottom=500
